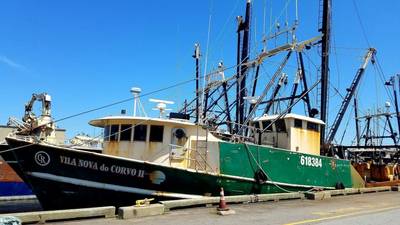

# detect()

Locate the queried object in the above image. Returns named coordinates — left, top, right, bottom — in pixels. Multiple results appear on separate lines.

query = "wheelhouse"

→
left=252, top=113, right=324, bottom=155
left=89, top=116, right=220, bottom=172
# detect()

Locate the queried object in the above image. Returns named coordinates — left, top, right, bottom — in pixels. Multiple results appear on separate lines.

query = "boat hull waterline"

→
left=6, top=137, right=357, bottom=210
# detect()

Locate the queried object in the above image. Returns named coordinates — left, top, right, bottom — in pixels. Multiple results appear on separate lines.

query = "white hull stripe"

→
left=219, top=173, right=335, bottom=190
left=28, top=172, right=204, bottom=199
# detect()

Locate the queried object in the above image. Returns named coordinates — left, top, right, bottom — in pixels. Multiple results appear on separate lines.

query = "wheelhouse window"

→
left=275, top=119, right=287, bottom=132
left=262, top=121, right=272, bottom=131
left=253, top=122, right=260, bottom=129
left=110, top=125, right=119, bottom=141
left=150, top=125, right=164, bottom=142
left=120, top=124, right=132, bottom=141
left=307, top=122, right=319, bottom=132
left=134, top=125, right=147, bottom=141
left=294, top=119, right=303, bottom=128
left=104, top=125, right=110, bottom=141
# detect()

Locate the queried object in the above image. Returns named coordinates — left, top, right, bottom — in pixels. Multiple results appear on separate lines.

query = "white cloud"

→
left=0, top=55, right=25, bottom=70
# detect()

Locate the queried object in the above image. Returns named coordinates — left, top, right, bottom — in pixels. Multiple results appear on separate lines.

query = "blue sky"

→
left=0, top=0, right=399, bottom=144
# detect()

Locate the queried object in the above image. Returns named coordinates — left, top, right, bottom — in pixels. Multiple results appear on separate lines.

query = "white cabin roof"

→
left=89, top=116, right=195, bottom=128
left=253, top=113, right=325, bottom=125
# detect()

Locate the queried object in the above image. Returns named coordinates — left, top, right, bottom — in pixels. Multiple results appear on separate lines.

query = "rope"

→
left=0, top=143, right=36, bottom=155
left=244, top=143, right=293, bottom=192
left=243, top=143, right=316, bottom=193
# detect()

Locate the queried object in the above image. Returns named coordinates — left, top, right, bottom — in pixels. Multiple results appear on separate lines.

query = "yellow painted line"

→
left=311, top=202, right=392, bottom=216
left=312, top=206, right=362, bottom=216
left=284, top=205, right=400, bottom=225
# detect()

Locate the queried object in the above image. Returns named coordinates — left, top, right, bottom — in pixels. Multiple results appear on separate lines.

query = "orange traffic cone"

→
left=217, top=187, right=229, bottom=211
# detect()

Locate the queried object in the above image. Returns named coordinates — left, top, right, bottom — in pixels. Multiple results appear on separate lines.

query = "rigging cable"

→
left=351, top=0, right=371, bottom=47
left=262, top=0, right=267, bottom=51
left=339, top=105, right=354, bottom=145
left=54, top=78, right=196, bottom=123
left=213, top=0, right=240, bottom=44
left=0, top=143, right=36, bottom=155
left=201, top=5, right=213, bottom=119
left=331, top=25, right=342, bottom=98
left=49, top=44, right=308, bottom=133
left=374, top=56, right=394, bottom=102
left=211, top=0, right=241, bottom=61
left=268, top=0, right=293, bottom=35
left=350, top=0, right=397, bottom=145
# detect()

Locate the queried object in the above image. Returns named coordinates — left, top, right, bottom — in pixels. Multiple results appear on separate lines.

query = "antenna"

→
left=243, top=96, right=259, bottom=105
left=149, top=99, right=174, bottom=118
left=130, top=87, right=147, bottom=117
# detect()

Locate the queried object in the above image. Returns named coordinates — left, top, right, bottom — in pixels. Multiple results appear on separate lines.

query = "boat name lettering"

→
left=111, top=165, right=145, bottom=177
left=59, top=156, right=145, bottom=178
left=300, top=155, right=322, bottom=168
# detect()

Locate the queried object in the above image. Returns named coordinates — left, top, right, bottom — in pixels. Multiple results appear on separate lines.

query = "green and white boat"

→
left=6, top=110, right=364, bottom=209
left=5, top=0, right=365, bottom=210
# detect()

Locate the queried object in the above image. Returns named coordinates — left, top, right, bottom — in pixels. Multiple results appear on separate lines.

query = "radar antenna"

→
left=130, top=87, right=147, bottom=117
left=149, top=99, right=174, bottom=118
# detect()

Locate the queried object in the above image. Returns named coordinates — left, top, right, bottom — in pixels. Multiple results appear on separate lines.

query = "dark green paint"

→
left=219, top=142, right=353, bottom=191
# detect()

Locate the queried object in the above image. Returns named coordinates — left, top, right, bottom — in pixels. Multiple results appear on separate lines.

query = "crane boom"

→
left=23, top=93, right=52, bottom=124
left=326, top=48, right=376, bottom=144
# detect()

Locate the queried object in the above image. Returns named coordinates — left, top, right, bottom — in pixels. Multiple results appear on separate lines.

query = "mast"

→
left=193, top=44, right=201, bottom=123
left=320, top=0, right=331, bottom=149
left=235, top=16, right=242, bottom=133
left=237, top=0, right=251, bottom=134
left=384, top=75, right=400, bottom=144
left=298, top=52, right=313, bottom=117
left=394, top=75, right=400, bottom=143
left=354, top=98, right=360, bottom=146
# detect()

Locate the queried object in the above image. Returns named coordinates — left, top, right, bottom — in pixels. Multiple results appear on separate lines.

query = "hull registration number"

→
left=300, top=155, right=322, bottom=168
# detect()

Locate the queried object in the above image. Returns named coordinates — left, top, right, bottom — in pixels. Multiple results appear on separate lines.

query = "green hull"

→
left=218, top=142, right=360, bottom=195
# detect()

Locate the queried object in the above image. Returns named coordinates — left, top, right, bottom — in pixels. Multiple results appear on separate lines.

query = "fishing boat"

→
left=0, top=95, right=66, bottom=197
left=5, top=0, right=369, bottom=210
left=5, top=112, right=364, bottom=209
left=1, top=124, right=33, bottom=197
left=0, top=143, right=32, bottom=196
left=1, top=124, right=32, bottom=196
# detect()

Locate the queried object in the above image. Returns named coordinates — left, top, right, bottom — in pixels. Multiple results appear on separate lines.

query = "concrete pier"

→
left=0, top=206, right=115, bottom=223
left=20, top=190, right=399, bottom=225
left=2, top=186, right=400, bottom=224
